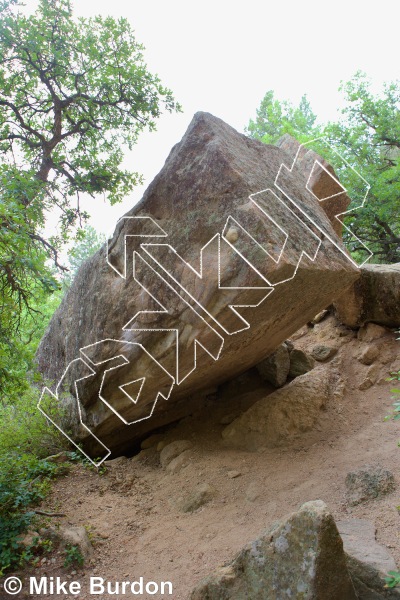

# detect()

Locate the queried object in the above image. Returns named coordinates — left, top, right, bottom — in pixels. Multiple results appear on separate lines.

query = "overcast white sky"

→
left=25, top=0, right=399, bottom=234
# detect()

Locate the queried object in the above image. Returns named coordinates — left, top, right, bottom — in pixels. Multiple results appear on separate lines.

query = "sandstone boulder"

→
left=358, top=323, right=391, bottom=342
left=190, top=500, right=357, bottom=600
left=160, top=439, right=193, bottom=469
left=36, top=113, right=359, bottom=459
left=335, top=263, right=400, bottom=328
left=221, top=366, right=336, bottom=450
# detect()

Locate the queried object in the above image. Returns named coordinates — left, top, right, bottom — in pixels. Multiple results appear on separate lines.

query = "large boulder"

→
left=335, top=263, right=400, bottom=328
left=190, top=500, right=357, bottom=600
left=36, top=113, right=359, bottom=459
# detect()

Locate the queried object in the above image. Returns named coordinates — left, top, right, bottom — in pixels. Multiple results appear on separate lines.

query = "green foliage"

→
left=63, top=544, right=84, bottom=569
left=0, top=452, right=66, bottom=573
left=0, top=279, right=62, bottom=403
left=384, top=336, right=400, bottom=588
left=0, top=0, right=180, bottom=373
left=385, top=571, right=400, bottom=589
left=62, top=225, right=106, bottom=289
left=0, top=0, right=180, bottom=206
left=385, top=369, right=400, bottom=423
left=0, top=383, right=70, bottom=457
left=246, top=90, right=319, bottom=144
left=247, top=73, right=400, bottom=263
left=0, top=360, right=70, bottom=573
left=323, top=73, right=400, bottom=263
left=0, top=166, right=61, bottom=398
left=389, top=373, right=400, bottom=421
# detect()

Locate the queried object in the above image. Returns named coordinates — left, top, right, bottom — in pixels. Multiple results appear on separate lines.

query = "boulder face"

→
left=36, top=112, right=360, bottom=459
left=276, top=134, right=352, bottom=239
left=190, top=500, right=357, bottom=600
left=335, top=262, right=400, bottom=328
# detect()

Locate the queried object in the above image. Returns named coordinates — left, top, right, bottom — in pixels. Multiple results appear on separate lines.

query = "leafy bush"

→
left=385, top=571, right=400, bottom=589
left=0, top=380, right=72, bottom=458
left=0, top=382, right=71, bottom=574
left=0, top=452, right=66, bottom=574
left=63, top=544, right=84, bottom=569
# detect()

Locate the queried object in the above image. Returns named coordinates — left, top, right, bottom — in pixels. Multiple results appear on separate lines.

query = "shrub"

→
left=0, top=452, right=66, bottom=574
left=0, top=383, right=71, bottom=574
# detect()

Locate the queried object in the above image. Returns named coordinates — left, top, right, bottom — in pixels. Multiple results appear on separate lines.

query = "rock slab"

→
left=256, top=343, right=291, bottom=387
left=222, top=366, right=335, bottom=450
left=338, top=519, right=400, bottom=599
left=190, top=500, right=357, bottom=600
left=345, top=465, right=396, bottom=506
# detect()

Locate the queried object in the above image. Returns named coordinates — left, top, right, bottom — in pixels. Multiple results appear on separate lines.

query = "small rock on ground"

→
left=345, top=464, right=396, bottom=506
left=358, top=344, right=380, bottom=365
left=160, top=440, right=193, bottom=468
left=311, top=344, right=338, bottom=361
left=179, top=483, right=216, bottom=513
left=289, top=349, right=315, bottom=378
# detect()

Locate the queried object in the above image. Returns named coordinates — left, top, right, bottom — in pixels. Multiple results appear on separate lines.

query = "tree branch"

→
left=28, top=233, right=68, bottom=271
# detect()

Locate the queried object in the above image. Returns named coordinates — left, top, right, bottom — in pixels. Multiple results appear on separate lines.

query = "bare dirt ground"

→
left=14, top=315, right=400, bottom=599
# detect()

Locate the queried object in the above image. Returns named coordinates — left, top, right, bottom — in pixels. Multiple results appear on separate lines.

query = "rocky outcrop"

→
left=190, top=500, right=357, bottom=600
left=335, top=263, right=400, bottom=328
left=221, top=366, right=339, bottom=450
left=36, top=113, right=360, bottom=458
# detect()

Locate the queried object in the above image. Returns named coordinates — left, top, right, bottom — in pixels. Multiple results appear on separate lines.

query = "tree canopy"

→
left=246, top=73, right=400, bottom=264
left=246, top=91, right=319, bottom=144
left=0, top=0, right=180, bottom=397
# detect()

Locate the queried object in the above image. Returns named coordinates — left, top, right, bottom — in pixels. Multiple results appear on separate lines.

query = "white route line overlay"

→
left=123, top=251, right=225, bottom=385
left=106, top=215, right=168, bottom=279
left=38, top=358, right=111, bottom=467
left=280, top=137, right=373, bottom=267
left=140, top=233, right=274, bottom=336
left=79, top=340, right=175, bottom=425
left=38, top=138, right=372, bottom=466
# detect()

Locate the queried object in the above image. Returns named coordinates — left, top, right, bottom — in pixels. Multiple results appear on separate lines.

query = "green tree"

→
left=246, top=90, right=319, bottom=143
left=0, top=0, right=180, bottom=396
left=323, top=73, right=400, bottom=263
left=247, top=74, right=400, bottom=263
left=62, top=225, right=105, bottom=288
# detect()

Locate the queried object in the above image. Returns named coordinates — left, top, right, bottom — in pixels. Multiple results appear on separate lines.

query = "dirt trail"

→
left=16, top=316, right=400, bottom=599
